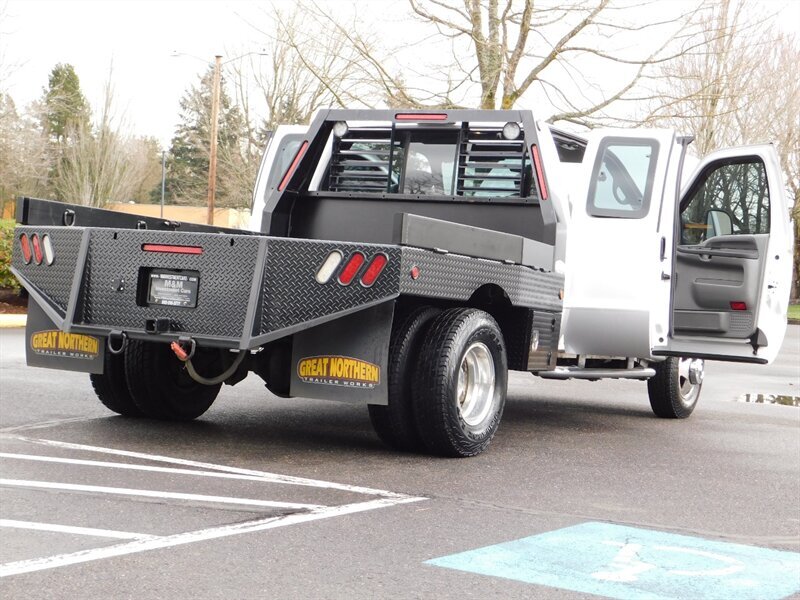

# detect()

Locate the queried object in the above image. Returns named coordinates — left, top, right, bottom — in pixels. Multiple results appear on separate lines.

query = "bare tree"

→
left=292, top=1, right=468, bottom=109
left=56, top=76, right=160, bottom=207
left=214, top=5, right=378, bottom=209
left=644, top=0, right=799, bottom=298
left=642, top=0, right=768, bottom=153
left=290, top=0, right=708, bottom=123
left=0, top=94, right=52, bottom=210
left=0, top=2, right=17, bottom=94
left=241, top=5, right=377, bottom=129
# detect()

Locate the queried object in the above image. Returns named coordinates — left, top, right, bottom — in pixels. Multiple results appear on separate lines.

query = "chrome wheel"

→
left=456, top=342, right=496, bottom=426
left=677, top=357, right=704, bottom=407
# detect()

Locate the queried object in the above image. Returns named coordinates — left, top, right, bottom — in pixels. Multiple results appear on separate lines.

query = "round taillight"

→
left=42, top=234, right=55, bottom=265
left=19, top=234, right=32, bottom=264
left=31, top=233, right=43, bottom=265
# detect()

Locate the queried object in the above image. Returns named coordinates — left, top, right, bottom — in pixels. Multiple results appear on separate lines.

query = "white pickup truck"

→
left=12, top=109, right=793, bottom=457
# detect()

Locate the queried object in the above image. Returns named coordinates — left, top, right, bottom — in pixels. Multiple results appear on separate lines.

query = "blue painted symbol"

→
left=426, top=522, right=800, bottom=600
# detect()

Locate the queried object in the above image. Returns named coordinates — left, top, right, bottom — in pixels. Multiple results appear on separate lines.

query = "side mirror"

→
left=706, top=209, right=732, bottom=238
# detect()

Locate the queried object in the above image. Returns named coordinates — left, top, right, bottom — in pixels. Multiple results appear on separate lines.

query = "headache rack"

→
left=325, top=121, right=531, bottom=199
left=457, top=124, right=529, bottom=198
left=327, top=127, right=401, bottom=193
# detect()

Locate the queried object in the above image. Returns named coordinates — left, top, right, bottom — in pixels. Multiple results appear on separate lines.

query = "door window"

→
left=587, top=138, right=659, bottom=218
left=680, top=158, right=770, bottom=244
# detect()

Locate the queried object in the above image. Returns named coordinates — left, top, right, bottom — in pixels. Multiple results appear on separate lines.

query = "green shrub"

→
left=0, top=219, right=21, bottom=291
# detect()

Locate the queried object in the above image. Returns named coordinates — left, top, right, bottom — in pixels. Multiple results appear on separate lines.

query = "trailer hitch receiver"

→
left=145, top=317, right=174, bottom=334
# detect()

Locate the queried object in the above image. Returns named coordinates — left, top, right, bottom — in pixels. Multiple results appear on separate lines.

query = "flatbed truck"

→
left=10, top=109, right=793, bottom=456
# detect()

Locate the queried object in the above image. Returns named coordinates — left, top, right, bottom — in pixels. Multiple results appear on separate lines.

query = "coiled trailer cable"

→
left=170, top=339, right=247, bottom=386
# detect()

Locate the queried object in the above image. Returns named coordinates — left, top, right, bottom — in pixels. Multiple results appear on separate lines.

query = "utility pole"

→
left=207, top=55, right=222, bottom=225
left=160, top=150, right=166, bottom=219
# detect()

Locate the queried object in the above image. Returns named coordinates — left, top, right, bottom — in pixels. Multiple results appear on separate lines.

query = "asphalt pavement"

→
left=0, top=325, right=798, bottom=599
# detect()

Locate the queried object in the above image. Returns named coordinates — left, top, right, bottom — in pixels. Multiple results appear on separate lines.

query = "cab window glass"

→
left=403, top=142, right=454, bottom=195
left=587, top=139, right=658, bottom=219
left=266, top=136, right=304, bottom=191
left=465, top=158, right=523, bottom=198
left=680, top=159, right=770, bottom=245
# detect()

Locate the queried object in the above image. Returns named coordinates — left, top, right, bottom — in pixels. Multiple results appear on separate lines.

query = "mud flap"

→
left=25, top=300, right=105, bottom=374
left=290, top=302, right=393, bottom=405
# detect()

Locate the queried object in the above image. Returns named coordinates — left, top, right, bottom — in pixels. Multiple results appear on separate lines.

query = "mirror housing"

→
left=706, top=209, right=732, bottom=238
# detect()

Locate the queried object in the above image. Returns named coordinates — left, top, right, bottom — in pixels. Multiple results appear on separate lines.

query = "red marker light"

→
left=531, top=144, right=548, bottom=201
left=338, top=252, right=365, bottom=285
left=31, top=233, right=43, bottom=264
left=409, top=266, right=420, bottom=280
left=395, top=113, right=448, bottom=121
left=360, top=254, right=388, bottom=287
left=277, top=140, right=309, bottom=192
left=19, top=234, right=32, bottom=264
left=730, top=301, right=747, bottom=311
left=142, top=244, right=203, bottom=255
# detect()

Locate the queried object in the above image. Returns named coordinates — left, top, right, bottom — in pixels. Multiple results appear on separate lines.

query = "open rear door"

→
left=655, top=145, right=792, bottom=364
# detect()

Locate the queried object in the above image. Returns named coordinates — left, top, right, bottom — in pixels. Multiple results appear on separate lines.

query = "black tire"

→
left=647, top=356, right=703, bottom=419
left=368, top=306, right=440, bottom=451
left=124, top=340, right=222, bottom=421
left=90, top=349, right=144, bottom=417
left=413, top=308, right=508, bottom=457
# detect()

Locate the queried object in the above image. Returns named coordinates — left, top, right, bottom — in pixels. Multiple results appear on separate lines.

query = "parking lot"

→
left=1, top=325, right=798, bottom=599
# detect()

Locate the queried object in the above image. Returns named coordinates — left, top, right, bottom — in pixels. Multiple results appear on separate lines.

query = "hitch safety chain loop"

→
left=107, top=332, right=128, bottom=355
left=170, top=338, right=246, bottom=386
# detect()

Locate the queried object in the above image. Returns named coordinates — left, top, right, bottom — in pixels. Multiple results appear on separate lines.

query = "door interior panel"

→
left=673, top=234, right=768, bottom=338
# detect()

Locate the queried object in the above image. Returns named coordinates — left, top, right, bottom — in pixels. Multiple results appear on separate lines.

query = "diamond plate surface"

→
left=12, top=226, right=84, bottom=314
left=260, top=239, right=400, bottom=334
left=400, top=247, right=563, bottom=311
left=78, top=229, right=260, bottom=338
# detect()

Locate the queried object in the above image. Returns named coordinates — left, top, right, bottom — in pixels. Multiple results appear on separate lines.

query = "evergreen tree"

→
left=42, top=63, right=90, bottom=143
left=161, top=66, right=248, bottom=207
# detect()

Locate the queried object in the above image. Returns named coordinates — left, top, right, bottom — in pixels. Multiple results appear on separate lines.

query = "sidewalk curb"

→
left=0, top=314, right=27, bottom=328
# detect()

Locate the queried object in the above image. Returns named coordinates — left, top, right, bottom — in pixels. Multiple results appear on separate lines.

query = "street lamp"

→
left=172, top=50, right=266, bottom=225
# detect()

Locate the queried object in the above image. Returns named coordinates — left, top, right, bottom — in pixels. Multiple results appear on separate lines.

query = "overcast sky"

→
left=1, top=0, right=288, bottom=146
left=1, top=0, right=798, bottom=149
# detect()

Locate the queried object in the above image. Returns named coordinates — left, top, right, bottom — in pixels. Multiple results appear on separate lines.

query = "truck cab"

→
left=562, top=129, right=792, bottom=367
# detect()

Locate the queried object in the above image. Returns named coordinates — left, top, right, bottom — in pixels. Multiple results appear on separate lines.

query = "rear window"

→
left=587, top=138, right=659, bottom=219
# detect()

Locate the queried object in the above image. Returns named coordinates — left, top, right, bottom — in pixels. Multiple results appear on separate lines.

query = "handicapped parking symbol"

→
left=427, top=522, right=800, bottom=600
left=592, top=540, right=747, bottom=582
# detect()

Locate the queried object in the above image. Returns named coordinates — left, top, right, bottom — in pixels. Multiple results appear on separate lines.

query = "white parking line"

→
left=0, top=496, right=425, bottom=577
left=0, top=417, right=103, bottom=434
left=10, top=436, right=405, bottom=497
left=0, top=479, right=325, bottom=510
left=0, top=519, right=157, bottom=541
left=0, top=436, right=428, bottom=578
left=0, top=452, right=348, bottom=485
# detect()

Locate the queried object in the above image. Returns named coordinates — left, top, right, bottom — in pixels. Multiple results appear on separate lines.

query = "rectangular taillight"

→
left=142, top=244, right=203, bottom=255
